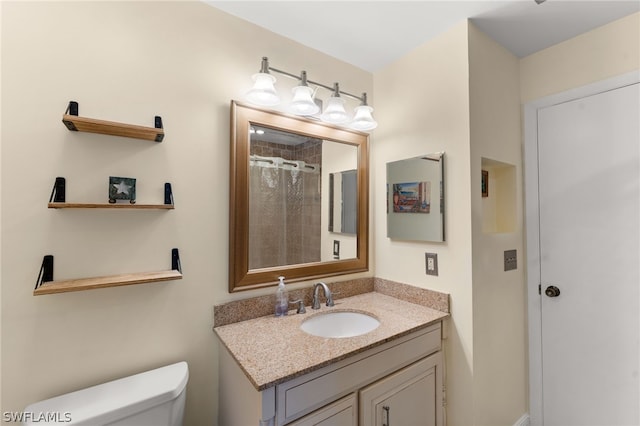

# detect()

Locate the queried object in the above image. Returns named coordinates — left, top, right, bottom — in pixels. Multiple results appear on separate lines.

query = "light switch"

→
left=504, top=249, right=517, bottom=271
left=425, top=253, right=438, bottom=276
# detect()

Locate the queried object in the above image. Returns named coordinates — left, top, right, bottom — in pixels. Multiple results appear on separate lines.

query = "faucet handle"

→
left=290, top=299, right=306, bottom=314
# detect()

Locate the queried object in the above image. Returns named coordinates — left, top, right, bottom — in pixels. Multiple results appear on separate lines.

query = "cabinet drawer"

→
left=288, top=394, right=357, bottom=426
left=277, top=323, right=441, bottom=425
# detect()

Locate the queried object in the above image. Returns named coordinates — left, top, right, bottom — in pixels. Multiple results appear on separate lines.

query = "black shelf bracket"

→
left=154, top=116, right=164, bottom=142
left=63, top=101, right=80, bottom=131
left=66, top=101, right=79, bottom=116
left=172, top=248, right=182, bottom=273
left=49, top=177, right=66, bottom=203
left=35, top=255, right=54, bottom=290
left=164, top=183, right=174, bottom=206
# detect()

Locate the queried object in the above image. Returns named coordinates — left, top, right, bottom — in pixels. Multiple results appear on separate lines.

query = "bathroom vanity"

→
left=215, top=291, right=448, bottom=426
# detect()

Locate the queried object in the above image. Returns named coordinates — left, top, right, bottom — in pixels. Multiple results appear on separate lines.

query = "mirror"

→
left=329, top=170, right=357, bottom=236
left=230, top=101, right=369, bottom=292
left=386, top=152, right=445, bottom=242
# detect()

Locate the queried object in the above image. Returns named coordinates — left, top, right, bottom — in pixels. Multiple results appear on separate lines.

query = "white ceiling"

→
left=206, top=0, right=639, bottom=72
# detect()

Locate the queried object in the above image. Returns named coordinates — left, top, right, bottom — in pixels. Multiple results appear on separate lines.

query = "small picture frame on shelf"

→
left=481, top=170, right=489, bottom=198
left=109, top=176, right=136, bottom=204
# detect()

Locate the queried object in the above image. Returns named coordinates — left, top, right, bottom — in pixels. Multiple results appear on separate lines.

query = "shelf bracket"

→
left=172, top=248, right=182, bottom=273
left=63, top=101, right=80, bottom=130
left=154, top=116, right=164, bottom=142
left=49, top=177, right=66, bottom=203
left=66, top=101, right=79, bottom=116
left=164, top=183, right=174, bottom=206
left=35, top=255, right=54, bottom=290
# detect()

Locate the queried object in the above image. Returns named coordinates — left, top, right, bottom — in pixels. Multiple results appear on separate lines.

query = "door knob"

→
left=545, top=285, right=561, bottom=297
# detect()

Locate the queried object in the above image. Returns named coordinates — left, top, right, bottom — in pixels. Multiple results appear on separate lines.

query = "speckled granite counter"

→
left=214, top=289, right=449, bottom=391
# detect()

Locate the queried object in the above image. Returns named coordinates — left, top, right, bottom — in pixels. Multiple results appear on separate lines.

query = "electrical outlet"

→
left=504, top=249, right=517, bottom=271
left=425, top=253, right=438, bottom=276
left=333, top=240, right=340, bottom=259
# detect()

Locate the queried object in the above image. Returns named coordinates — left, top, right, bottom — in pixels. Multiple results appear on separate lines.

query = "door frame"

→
left=523, top=70, right=640, bottom=425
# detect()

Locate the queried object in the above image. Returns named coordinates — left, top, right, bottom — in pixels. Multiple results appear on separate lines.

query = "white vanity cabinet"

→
left=218, top=322, right=444, bottom=426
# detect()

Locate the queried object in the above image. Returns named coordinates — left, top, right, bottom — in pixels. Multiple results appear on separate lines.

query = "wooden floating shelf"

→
left=62, top=101, right=164, bottom=142
left=34, top=249, right=182, bottom=296
left=48, top=178, right=174, bottom=208
left=33, top=270, right=182, bottom=296
left=48, top=202, right=174, bottom=210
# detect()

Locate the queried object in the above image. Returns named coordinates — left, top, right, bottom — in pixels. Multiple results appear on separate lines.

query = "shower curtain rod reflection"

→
left=250, top=155, right=319, bottom=172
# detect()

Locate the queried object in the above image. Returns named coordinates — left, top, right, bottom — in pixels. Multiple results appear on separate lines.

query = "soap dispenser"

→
left=275, top=276, right=289, bottom=317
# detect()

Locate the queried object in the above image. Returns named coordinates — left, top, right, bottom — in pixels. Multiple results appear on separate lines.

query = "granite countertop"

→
left=214, top=291, right=449, bottom=391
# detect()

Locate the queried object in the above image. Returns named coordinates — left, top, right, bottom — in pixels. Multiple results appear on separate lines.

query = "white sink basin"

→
left=300, top=311, right=380, bottom=338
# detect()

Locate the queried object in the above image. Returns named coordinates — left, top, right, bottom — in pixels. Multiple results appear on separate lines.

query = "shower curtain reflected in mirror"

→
left=249, top=156, right=321, bottom=269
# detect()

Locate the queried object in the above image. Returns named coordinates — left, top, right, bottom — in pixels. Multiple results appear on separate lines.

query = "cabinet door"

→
left=288, top=394, right=357, bottom=426
left=360, top=352, right=442, bottom=426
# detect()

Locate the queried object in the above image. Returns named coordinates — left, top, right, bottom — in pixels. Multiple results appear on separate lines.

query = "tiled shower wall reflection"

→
left=249, top=139, right=322, bottom=268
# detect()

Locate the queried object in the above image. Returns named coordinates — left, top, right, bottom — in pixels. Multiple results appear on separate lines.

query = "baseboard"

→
left=513, top=414, right=530, bottom=426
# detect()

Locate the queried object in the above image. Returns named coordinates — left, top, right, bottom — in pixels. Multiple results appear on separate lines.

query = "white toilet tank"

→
left=23, top=361, right=188, bottom=426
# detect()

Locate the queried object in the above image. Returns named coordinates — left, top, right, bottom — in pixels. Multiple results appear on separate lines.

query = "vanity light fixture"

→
left=245, top=57, right=377, bottom=131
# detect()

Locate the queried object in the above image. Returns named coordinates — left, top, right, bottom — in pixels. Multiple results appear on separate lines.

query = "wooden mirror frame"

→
left=229, top=101, right=369, bottom=292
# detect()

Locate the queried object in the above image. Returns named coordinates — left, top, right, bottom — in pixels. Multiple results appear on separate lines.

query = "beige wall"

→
left=0, top=2, right=372, bottom=425
left=520, top=12, right=640, bottom=102
left=373, top=20, right=529, bottom=426
left=468, top=24, right=527, bottom=425
left=373, top=22, right=475, bottom=426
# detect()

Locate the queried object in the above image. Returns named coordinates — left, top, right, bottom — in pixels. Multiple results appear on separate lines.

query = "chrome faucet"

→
left=312, top=282, right=334, bottom=309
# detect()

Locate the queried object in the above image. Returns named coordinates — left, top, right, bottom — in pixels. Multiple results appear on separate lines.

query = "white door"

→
left=536, top=83, right=639, bottom=425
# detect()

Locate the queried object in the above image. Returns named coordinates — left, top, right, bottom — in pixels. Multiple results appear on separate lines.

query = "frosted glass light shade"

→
left=246, top=73, right=280, bottom=106
left=290, top=86, right=319, bottom=116
left=321, top=96, right=349, bottom=124
left=350, top=105, right=377, bottom=131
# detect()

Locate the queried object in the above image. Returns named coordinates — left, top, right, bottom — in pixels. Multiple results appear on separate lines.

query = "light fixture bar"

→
left=266, top=63, right=366, bottom=103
